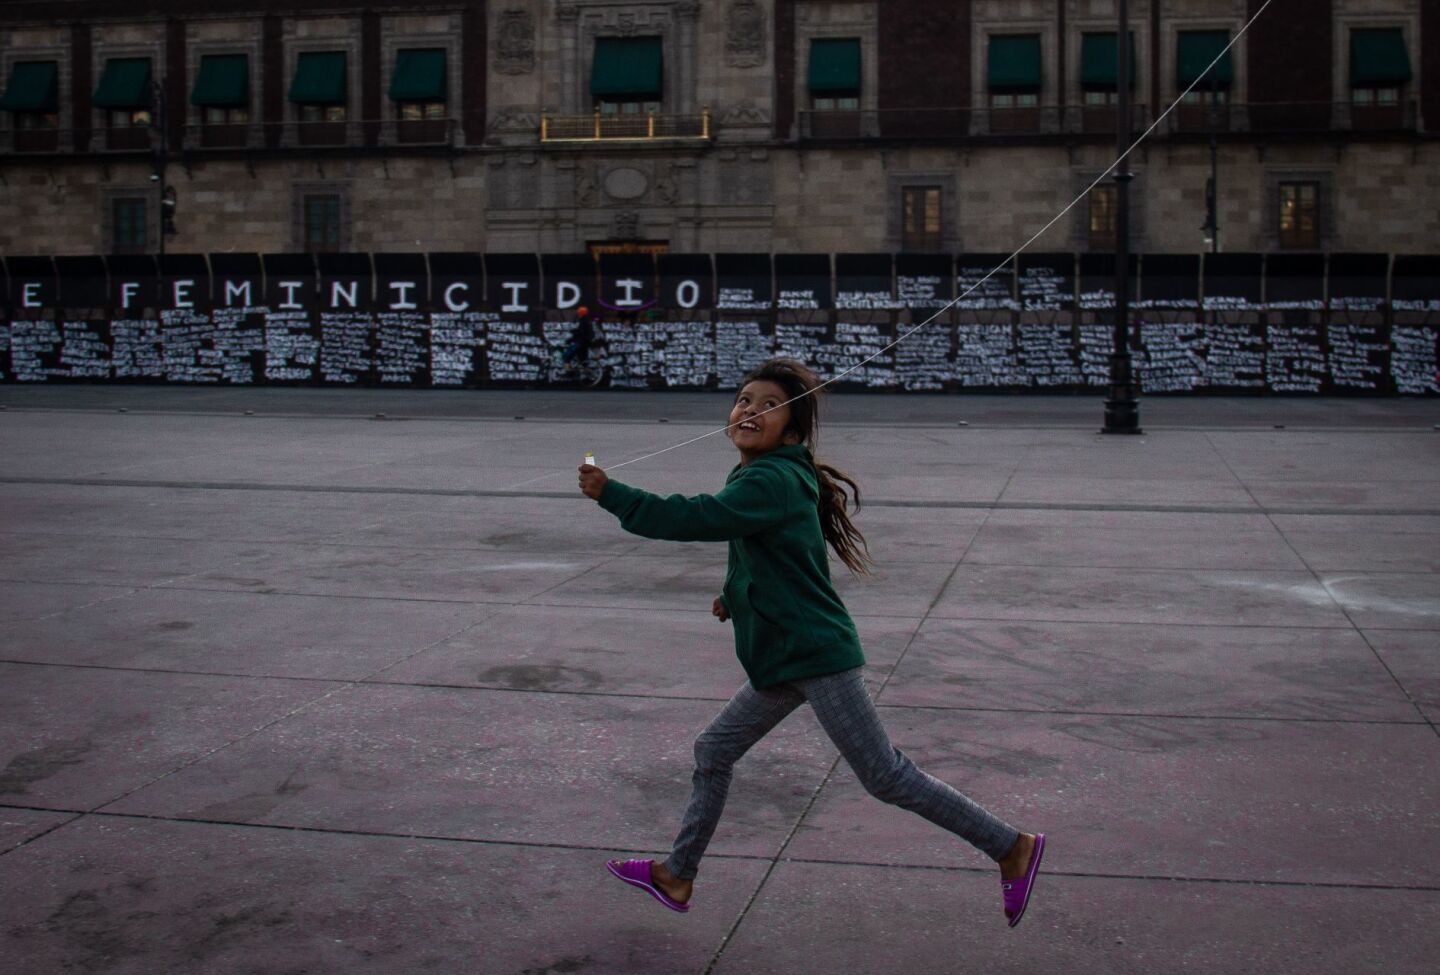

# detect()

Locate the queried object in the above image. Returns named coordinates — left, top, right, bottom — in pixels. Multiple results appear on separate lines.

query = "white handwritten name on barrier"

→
left=211, top=307, right=266, bottom=384
left=836, top=290, right=904, bottom=311
left=1266, top=324, right=1327, bottom=393
left=111, top=318, right=165, bottom=380
left=897, top=275, right=950, bottom=310
left=429, top=311, right=491, bottom=386
left=1203, top=322, right=1265, bottom=389
left=1139, top=321, right=1204, bottom=393
left=1078, top=324, right=1112, bottom=386
left=777, top=289, right=820, bottom=311
left=10, top=320, right=63, bottom=381
left=717, top=288, right=770, bottom=311
left=776, top=321, right=829, bottom=379
left=160, top=309, right=220, bottom=383
left=0, top=322, right=9, bottom=381
left=486, top=319, right=548, bottom=382
left=602, top=318, right=660, bottom=389
left=825, top=321, right=897, bottom=387
left=61, top=321, right=111, bottom=379
left=1019, top=269, right=1071, bottom=312
left=714, top=320, right=770, bottom=389
left=320, top=311, right=374, bottom=385
left=895, top=319, right=954, bottom=390
left=376, top=311, right=429, bottom=385
left=1017, top=324, right=1082, bottom=386
left=264, top=311, right=319, bottom=382
left=657, top=320, right=713, bottom=388
left=1326, top=323, right=1387, bottom=392
left=1391, top=326, right=1440, bottom=394
left=955, top=324, right=1026, bottom=387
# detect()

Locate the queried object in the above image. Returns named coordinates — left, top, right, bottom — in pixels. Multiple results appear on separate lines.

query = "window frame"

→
left=901, top=185, right=943, bottom=253
left=1277, top=180, right=1321, bottom=250
left=111, top=196, right=150, bottom=255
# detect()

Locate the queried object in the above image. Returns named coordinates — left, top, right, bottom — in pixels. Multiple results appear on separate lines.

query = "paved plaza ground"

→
left=1, top=386, right=1437, bottom=974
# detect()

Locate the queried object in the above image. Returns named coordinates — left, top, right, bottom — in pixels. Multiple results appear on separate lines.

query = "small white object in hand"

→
left=584, top=451, right=596, bottom=467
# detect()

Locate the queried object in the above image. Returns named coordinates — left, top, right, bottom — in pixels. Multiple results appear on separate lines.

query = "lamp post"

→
left=1202, top=74, right=1220, bottom=254
left=149, top=80, right=176, bottom=257
left=1102, top=0, right=1142, bottom=434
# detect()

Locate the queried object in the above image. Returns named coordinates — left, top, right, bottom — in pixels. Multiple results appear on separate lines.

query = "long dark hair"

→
left=737, top=358, right=872, bottom=575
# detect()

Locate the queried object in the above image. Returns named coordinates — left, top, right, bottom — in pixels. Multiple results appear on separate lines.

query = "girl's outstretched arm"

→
left=580, top=463, right=789, bottom=542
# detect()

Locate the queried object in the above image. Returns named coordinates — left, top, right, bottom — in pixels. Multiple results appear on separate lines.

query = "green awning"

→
left=591, top=37, right=663, bottom=98
left=1351, top=28, right=1411, bottom=85
left=191, top=54, right=248, bottom=107
left=0, top=61, right=58, bottom=111
left=1080, top=32, right=1137, bottom=89
left=989, top=35, right=1042, bottom=90
left=289, top=51, right=347, bottom=104
left=92, top=57, right=152, bottom=108
left=390, top=49, right=447, bottom=101
left=809, top=38, right=861, bottom=93
left=1177, top=31, right=1233, bottom=86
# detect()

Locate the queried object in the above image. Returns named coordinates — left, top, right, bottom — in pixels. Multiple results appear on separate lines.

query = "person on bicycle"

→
left=566, top=305, right=599, bottom=366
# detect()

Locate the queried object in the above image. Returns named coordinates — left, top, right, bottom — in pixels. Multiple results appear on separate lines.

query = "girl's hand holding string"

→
left=712, top=597, right=730, bottom=623
left=578, top=463, right=608, bottom=499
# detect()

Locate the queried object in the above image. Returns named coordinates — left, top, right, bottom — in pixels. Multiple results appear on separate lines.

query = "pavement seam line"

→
left=5, top=803, right=1439, bottom=894
left=0, top=657, right=1425, bottom=726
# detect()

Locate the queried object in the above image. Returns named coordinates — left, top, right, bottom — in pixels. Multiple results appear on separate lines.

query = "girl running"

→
left=577, top=358, right=1045, bottom=927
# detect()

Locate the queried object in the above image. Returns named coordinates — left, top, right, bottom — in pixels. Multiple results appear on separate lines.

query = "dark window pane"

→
left=304, top=194, right=342, bottom=253
left=113, top=198, right=148, bottom=253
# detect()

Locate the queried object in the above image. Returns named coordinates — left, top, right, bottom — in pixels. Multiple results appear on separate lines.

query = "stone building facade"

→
left=0, top=0, right=1435, bottom=257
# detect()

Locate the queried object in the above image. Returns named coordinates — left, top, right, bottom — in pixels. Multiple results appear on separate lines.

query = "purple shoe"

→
left=1001, top=833, right=1046, bottom=928
left=606, top=858, right=691, bottom=913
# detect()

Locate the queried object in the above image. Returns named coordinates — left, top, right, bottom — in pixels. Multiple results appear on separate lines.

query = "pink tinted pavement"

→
left=1, top=388, right=1437, bottom=974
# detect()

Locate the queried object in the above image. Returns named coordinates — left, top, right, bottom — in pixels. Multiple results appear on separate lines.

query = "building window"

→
left=303, top=194, right=342, bottom=253
left=1349, top=28, right=1411, bottom=128
left=988, top=34, right=1042, bottom=109
left=592, top=37, right=662, bottom=115
left=390, top=48, right=448, bottom=131
left=808, top=38, right=861, bottom=110
left=290, top=51, right=348, bottom=144
left=108, top=108, right=152, bottom=128
left=1088, top=185, right=1118, bottom=249
left=1, top=60, right=60, bottom=149
left=1277, top=181, right=1320, bottom=249
left=112, top=197, right=149, bottom=254
left=901, top=186, right=942, bottom=252
left=192, top=53, right=250, bottom=141
left=1079, top=32, right=1135, bottom=120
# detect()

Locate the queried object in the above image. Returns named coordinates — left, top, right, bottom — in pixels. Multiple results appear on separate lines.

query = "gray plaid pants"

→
left=665, top=666, right=1020, bottom=880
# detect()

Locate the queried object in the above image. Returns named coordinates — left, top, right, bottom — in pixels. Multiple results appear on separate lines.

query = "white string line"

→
left=594, top=0, right=1273, bottom=474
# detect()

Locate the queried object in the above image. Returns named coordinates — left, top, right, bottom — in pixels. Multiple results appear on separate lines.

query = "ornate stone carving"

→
left=495, top=8, right=536, bottom=75
left=603, top=166, right=649, bottom=202
left=725, top=0, right=767, bottom=67
left=488, top=111, right=540, bottom=133
left=653, top=167, right=678, bottom=206
left=576, top=167, right=599, bottom=208
left=719, top=100, right=770, bottom=126
left=612, top=210, right=640, bottom=239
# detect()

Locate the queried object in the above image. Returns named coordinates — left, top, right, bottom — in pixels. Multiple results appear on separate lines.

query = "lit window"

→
left=1278, top=181, right=1319, bottom=249
left=1089, top=185, right=1118, bottom=249
left=902, top=186, right=942, bottom=252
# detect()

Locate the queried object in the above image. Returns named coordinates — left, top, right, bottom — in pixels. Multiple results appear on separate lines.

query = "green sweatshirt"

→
left=596, top=444, right=865, bottom=689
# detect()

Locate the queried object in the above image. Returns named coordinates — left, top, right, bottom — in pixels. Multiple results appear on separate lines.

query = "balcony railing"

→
left=794, top=100, right=1420, bottom=141
left=540, top=108, right=711, bottom=143
left=0, top=118, right=459, bottom=155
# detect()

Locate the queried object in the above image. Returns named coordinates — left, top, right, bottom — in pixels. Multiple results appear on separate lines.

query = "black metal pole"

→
left=151, top=80, right=167, bottom=258
left=1103, top=0, right=1141, bottom=434
left=1209, top=73, right=1219, bottom=255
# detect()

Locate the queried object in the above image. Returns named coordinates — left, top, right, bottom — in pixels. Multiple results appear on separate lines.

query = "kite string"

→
left=598, top=0, right=1275, bottom=473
